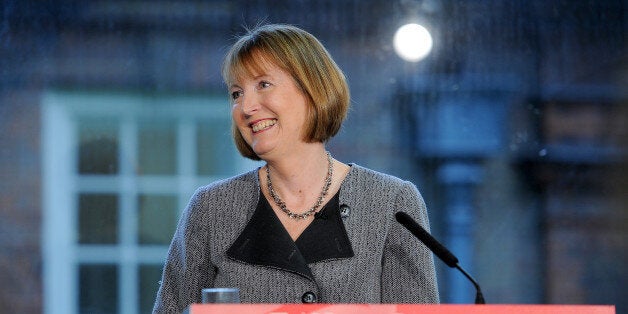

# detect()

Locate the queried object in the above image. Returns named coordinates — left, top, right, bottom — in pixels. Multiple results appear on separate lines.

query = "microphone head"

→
left=395, top=211, right=413, bottom=225
left=395, top=211, right=459, bottom=268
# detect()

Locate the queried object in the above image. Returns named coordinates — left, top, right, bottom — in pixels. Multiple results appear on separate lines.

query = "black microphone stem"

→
left=395, top=211, right=486, bottom=304
left=454, top=264, right=485, bottom=304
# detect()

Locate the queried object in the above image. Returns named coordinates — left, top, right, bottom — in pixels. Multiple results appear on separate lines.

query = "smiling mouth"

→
left=251, top=119, right=277, bottom=133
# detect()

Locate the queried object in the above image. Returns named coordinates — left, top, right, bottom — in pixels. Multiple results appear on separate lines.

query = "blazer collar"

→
left=226, top=191, right=354, bottom=281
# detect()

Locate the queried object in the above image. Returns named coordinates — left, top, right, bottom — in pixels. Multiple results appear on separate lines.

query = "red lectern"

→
left=190, top=304, right=615, bottom=314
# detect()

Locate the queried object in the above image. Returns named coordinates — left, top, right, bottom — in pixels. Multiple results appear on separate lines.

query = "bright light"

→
left=393, top=23, right=433, bottom=62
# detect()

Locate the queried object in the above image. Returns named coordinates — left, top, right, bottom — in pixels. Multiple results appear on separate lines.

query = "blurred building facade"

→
left=0, top=0, right=625, bottom=313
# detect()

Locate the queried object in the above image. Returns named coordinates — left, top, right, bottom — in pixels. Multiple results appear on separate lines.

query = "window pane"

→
left=139, top=264, right=163, bottom=314
left=78, top=194, right=118, bottom=244
left=79, top=264, right=118, bottom=314
left=197, top=120, right=234, bottom=176
left=138, top=194, right=177, bottom=245
left=78, top=119, right=119, bottom=174
left=138, top=120, right=176, bottom=175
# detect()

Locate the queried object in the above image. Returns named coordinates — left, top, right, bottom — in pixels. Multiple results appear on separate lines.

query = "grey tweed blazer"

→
left=153, top=164, right=439, bottom=313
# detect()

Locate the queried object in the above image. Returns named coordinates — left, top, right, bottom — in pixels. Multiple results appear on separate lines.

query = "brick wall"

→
left=0, top=90, right=43, bottom=313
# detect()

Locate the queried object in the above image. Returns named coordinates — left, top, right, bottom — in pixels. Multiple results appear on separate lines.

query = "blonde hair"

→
left=222, top=24, right=350, bottom=160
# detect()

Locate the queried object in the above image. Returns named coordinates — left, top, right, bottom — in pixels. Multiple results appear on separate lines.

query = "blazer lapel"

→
left=226, top=195, right=314, bottom=281
left=295, top=193, right=354, bottom=263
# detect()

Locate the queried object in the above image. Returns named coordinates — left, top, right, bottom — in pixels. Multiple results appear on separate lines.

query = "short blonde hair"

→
left=222, top=24, right=350, bottom=160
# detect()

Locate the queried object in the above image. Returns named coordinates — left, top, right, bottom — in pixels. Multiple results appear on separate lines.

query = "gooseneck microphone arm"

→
left=453, top=264, right=485, bottom=304
left=395, top=211, right=486, bottom=304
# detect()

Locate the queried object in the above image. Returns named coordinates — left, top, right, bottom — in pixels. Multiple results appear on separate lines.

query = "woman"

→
left=153, top=24, right=439, bottom=313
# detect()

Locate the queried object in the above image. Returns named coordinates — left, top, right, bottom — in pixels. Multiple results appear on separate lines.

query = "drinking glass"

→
left=201, top=288, right=240, bottom=303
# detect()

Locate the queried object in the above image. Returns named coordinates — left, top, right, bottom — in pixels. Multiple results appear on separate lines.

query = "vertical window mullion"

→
left=43, top=100, right=79, bottom=314
left=119, top=116, right=139, bottom=314
left=177, top=118, right=196, bottom=215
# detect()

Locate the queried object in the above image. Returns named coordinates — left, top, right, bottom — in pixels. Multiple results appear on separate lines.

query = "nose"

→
left=240, top=92, right=259, bottom=116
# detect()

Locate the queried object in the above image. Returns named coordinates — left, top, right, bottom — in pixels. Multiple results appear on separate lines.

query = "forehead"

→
left=228, top=50, right=284, bottom=84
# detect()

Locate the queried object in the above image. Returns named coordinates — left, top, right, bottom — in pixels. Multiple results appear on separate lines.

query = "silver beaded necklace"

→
left=266, top=151, right=333, bottom=220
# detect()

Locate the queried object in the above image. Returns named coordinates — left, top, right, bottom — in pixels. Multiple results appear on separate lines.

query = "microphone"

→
left=395, top=211, right=486, bottom=304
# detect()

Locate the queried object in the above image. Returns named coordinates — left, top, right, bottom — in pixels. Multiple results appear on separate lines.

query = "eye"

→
left=230, top=90, right=242, bottom=100
left=258, top=81, right=272, bottom=89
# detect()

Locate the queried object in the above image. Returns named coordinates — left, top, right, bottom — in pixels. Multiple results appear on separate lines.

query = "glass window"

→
left=138, top=265, right=163, bottom=314
left=138, top=120, right=177, bottom=175
left=197, top=119, right=235, bottom=176
left=138, top=194, right=178, bottom=245
left=79, top=264, right=118, bottom=314
left=78, top=194, right=119, bottom=244
left=78, top=120, right=119, bottom=174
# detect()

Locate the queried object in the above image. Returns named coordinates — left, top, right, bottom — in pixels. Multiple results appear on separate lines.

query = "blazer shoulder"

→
left=340, top=164, right=420, bottom=208
left=347, top=163, right=411, bottom=189
left=183, top=169, right=259, bottom=217
left=195, top=168, right=259, bottom=196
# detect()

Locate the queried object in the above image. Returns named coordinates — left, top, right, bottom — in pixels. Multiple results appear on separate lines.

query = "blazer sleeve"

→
left=153, top=188, right=215, bottom=313
left=380, top=181, right=440, bottom=303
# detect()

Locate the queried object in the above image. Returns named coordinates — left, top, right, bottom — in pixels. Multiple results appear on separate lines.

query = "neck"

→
left=264, top=144, right=329, bottom=195
left=265, top=149, right=333, bottom=220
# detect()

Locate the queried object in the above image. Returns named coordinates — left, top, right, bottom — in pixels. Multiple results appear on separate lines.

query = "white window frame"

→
left=42, top=90, right=259, bottom=314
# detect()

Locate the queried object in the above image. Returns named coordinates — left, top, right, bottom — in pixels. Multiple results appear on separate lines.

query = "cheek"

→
left=231, top=106, right=245, bottom=124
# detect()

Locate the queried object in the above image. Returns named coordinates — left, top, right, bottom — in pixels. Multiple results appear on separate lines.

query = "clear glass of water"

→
left=201, top=288, right=240, bottom=304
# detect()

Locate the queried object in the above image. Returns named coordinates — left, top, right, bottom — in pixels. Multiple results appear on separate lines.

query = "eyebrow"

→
left=252, top=73, right=271, bottom=80
left=229, top=73, right=273, bottom=89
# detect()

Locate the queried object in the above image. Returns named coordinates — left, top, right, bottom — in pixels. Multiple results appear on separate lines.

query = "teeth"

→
left=252, top=119, right=277, bottom=132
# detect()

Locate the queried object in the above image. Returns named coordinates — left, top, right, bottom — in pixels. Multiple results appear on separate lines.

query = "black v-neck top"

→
left=226, top=190, right=355, bottom=280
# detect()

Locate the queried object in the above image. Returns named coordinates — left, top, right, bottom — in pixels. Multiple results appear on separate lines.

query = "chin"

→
left=250, top=146, right=271, bottom=158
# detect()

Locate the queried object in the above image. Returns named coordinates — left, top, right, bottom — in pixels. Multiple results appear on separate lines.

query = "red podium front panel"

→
left=190, top=304, right=615, bottom=314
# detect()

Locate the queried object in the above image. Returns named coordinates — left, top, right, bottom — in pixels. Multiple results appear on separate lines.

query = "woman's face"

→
left=229, top=62, right=309, bottom=160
